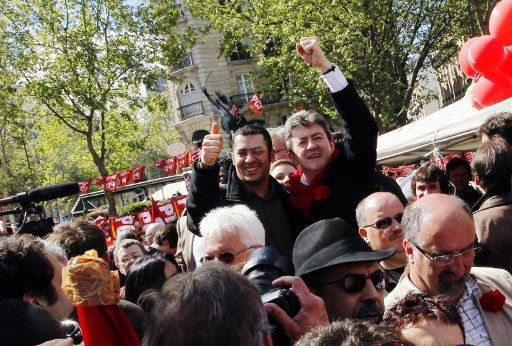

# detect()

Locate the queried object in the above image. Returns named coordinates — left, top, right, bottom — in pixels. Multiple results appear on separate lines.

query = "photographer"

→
left=265, top=276, right=329, bottom=342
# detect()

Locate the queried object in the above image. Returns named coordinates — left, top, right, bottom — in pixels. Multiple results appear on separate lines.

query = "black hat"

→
left=192, top=129, right=209, bottom=145
left=293, top=218, right=396, bottom=277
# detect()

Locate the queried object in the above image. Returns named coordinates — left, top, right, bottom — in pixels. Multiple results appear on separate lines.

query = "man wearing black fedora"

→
left=293, top=217, right=396, bottom=323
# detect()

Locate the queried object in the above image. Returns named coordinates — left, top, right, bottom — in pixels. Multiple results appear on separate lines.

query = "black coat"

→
left=186, top=162, right=297, bottom=258
left=292, top=81, right=379, bottom=231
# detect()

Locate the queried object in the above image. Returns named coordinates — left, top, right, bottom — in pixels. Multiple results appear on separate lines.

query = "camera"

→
left=242, top=247, right=300, bottom=345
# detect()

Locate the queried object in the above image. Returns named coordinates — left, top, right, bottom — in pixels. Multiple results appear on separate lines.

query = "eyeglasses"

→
left=312, top=270, right=385, bottom=293
left=200, top=245, right=259, bottom=264
left=362, top=213, right=403, bottom=229
left=412, top=242, right=481, bottom=266
left=273, top=147, right=288, bottom=154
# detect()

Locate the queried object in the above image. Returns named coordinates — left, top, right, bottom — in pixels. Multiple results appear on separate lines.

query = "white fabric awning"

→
left=377, top=93, right=512, bottom=165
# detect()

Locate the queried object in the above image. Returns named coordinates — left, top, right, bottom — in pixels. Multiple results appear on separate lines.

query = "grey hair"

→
left=402, top=195, right=472, bottom=246
left=113, top=239, right=147, bottom=268
left=199, top=204, right=265, bottom=247
left=284, top=110, right=332, bottom=150
left=268, top=126, right=286, bottom=141
left=41, top=240, right=68, bottom=264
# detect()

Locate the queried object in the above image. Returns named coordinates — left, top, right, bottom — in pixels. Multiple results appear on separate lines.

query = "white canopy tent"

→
left=377, top=92, right=512, bottom=166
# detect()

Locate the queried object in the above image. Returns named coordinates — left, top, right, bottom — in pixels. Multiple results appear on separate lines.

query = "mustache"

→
left=354, top=300, right=383, bottom=320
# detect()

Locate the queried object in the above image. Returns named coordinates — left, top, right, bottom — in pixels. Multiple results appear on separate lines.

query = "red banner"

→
left=132, top=166, right=145, bottom=183
left=190, top=147, right=201, bottom=163
left=78, top=181, right=91, bottom=195
left=104, top=174, right=119, bottom=192
left=164, top=157, right=177, bottom=176
left=247, top=92, right=264, bottom=116
left=171, top=195, right=187, bottom=218
left=177, top=151, right=190, bottom=171
left=118, top=170, right=133, bottom=188
left=136, top=210, right=152, bottom=230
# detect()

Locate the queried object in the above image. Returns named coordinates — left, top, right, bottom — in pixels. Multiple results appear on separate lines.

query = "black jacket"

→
left=292, top=81, right=378, bottom=231
left=186, top=162, right=297, bottom=258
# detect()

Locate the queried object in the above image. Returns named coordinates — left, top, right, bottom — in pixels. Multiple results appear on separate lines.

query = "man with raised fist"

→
left=285, top=37, right=379, bottom=230
left=186, top=122, right=296, bottom=259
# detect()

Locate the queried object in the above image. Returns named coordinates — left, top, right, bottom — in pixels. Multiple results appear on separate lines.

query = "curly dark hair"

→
left=46, top=220, right=107, bottom=258
left=0, top=235, right=57, bottom=304
left=382, top=292, right=462, bottom=332
left=411, top=163, right=450, bottom=195
left=478, top=112, right=512, bottom=145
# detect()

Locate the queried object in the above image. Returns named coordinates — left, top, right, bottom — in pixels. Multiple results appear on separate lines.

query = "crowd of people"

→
left=2, top=37, right=512, bottom=346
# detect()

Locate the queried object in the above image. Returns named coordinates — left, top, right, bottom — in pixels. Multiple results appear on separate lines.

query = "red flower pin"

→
left=480, top=289, right=506, bottom=312
left=313, top=185, right=330, bottom=201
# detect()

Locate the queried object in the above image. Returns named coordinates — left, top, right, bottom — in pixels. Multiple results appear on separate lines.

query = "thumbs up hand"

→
left=200, top=122, right=224, bottom=167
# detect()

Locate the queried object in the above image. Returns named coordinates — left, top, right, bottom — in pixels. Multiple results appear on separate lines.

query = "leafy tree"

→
left=188, top=0, right=475, bottom=130
left=2, top=0, right=195, bottom=213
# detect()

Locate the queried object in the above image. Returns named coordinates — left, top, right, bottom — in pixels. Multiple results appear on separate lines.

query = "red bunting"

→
left=104, top=174, right=119, bottom=192
left=78, top=181, right=91, bottom=195
left=132, top=166, right=145, bottom=183
left=190, top=147, right=201, bottom=163
left=247, top=92, right=264, bottom=116
left=118, top=170, right=133, bottom=188
left=177, top=151, right=190, bottom=171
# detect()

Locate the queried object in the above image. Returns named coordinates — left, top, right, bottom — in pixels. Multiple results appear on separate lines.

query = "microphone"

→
left=0, top=182, right=79, bottom=206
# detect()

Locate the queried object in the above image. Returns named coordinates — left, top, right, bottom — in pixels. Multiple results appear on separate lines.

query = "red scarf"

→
left=289, top=149, right=339, bottom=218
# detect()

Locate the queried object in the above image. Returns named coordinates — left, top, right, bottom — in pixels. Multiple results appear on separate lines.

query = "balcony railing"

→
left=178, top=101, right=204, bottom=121
left=171, top=52, right=193, bottom=73
left=229, top=92, right=283, bottom=108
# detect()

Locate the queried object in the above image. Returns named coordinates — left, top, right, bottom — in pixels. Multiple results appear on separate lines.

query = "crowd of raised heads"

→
left=2, top=36, right=512, bottom=346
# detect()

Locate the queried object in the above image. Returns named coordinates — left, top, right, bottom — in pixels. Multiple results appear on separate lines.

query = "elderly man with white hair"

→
left=199, top=204, right=265, bottom=269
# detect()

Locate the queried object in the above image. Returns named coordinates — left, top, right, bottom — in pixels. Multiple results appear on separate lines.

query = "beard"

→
left=438, top=270, right=467, bottom=297
left=354, top=300, right=384, bottom=324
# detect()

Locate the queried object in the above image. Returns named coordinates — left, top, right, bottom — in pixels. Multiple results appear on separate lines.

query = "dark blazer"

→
left=293, top=81, right=378, bottom=231
left=186, top=162, right=297, bottom=258
left=474, top=192, right=512, bottom=274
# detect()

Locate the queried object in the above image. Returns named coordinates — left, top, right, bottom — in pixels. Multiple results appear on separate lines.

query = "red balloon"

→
left=500, top=46, right=512, bottom=75
left=468, top=35, right=505, bottom=75
left=459, top=37, right=479, bottom=78
left=471, top=72, right=512, bottom=108
left=490, top=0, right=512, bottom=46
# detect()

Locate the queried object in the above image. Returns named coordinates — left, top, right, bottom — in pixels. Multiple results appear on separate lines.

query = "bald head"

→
left=356, top=192, right=403, bottom=227
left=402, top=194, right=473, bottom=246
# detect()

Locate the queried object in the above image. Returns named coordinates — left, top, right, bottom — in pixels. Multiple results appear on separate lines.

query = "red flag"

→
left=190, top=147, right=201, bottom=163
left=228, top=104, right=241, bottom=118
left=92, top=177, right=106, bottom=186
left=111, top=215, right=136, bottom=232
left=247, top=92, right=264, bottom=116
left=177, top=151, right=190, bottom=171
left=154, top=159, right=167, bottom=168
left=132, top=166, right=145, bottom=183
left=118, top=170, right=133, bottom=188
left=104, top=174, right=119, bottom=192
left=171, top=195, right=187, bottom=218
left=164, top=157, right=177, bottom=175
left=150, top=198, right=167, bottom=224
left=136, top=210, right=153, bottom=230
left=79, top=181, right=91, bottom=195
left=158, top=200, right=176, bottom=223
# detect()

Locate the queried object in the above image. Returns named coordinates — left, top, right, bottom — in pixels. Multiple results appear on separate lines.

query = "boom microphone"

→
left=0, top=182, right=79, bottom=206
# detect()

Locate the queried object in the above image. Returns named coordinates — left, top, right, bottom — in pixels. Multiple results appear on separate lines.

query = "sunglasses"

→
left=313, top=270, right=385, bottom=293
left=362, top=213, right=403, bottom=230
left=200, top=245, right=259, bottom=264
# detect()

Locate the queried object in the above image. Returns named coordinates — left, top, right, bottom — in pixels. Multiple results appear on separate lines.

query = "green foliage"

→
left=188, top=0, right=475, bottom=130
left=0, top=0, right=195, bottom=210
left=117, top=200, right=150, bottom=216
